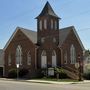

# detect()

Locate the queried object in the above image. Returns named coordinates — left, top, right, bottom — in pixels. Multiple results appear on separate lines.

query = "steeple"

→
left=36, top=1, right=60, bottom=19
left=36, top=1, right=60, bottom=45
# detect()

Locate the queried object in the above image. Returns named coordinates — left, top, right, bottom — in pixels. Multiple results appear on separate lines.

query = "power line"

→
left=63, top=9, right=90, bottom=20
left=78, top=28, right=90, bottom=32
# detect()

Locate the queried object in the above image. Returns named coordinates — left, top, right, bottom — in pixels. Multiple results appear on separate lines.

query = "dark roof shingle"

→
left=36, top=1, right=60, bottom=19
left=20, top=27, right=37, bottom=43
left=4, top=26, right=84, bottom=50
left=59, top=26, right=72, bottom=46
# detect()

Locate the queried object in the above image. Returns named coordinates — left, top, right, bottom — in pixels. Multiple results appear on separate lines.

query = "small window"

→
left=42, top=50, right=46, bottom=56
left=27, top=51, right=31, bottom=65
left=53, top=38, right=56, bottom=43
left=41, top=50, right=47, bottom=68
left=41, top=37, right=45, bottom=43
left=64, top=51, right=67, bottom=64
left=39, top=20, right=42, bottom=30
left=70, top=44, right=76, bottom=64
left=55, top=21, right=57, bottom=30
left=52, top=50, right=57, bottom=67
left=44, top=19, right=47, bottom=29
left=16, top=45, right=22, bottom=65
left=8, top=53, right=11, bottom=66
left=51, top=19, right=53, bottom=29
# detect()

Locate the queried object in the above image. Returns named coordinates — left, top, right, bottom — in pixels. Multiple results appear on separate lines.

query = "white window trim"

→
left=39, top=20, right=42, bottom=30
left=70, top=45, right=76, bottom=64
left=52, top=50, right=57, bottom=67
left=41, top=37, right=45, bottom=43
left=27, top=51, right=31, bottom=65
left=8, top=53, right=11, bottom=66
left=41, top=50, right=47, bottom=68
left=44, top=19, right=47, bottom=29
left=55, top=21, right=57, bottom=30
left=53, top=38, right=56, bottom=43
left=51, top=19, right=53, bottom=29
left=64, top=51, right=67, bottom=64
left=16, top=45, right=22, bottom=65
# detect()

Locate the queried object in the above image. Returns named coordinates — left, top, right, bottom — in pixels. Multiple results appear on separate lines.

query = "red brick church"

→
left=4, top=2, right=84, bottom=79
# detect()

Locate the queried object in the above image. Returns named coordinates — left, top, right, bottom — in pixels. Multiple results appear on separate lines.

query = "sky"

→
left=0, top=0, right=90, bottom=50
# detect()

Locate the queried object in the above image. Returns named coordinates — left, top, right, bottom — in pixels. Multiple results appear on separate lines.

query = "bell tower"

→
left=36, top=1, right=61, bottom=45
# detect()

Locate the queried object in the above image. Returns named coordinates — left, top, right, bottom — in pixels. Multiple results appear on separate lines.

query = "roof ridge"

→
left=16, top=26, right=36, bottom=32
left=60, top=26, right=74, bottom=30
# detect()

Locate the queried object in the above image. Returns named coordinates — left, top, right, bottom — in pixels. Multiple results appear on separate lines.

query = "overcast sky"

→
left=0, top=0, right=90, bottom=49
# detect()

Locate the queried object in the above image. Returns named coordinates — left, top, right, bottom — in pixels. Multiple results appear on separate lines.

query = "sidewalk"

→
left=0, top=78, right=90, bottom=84
left=26, top=79, right=90, bottom=84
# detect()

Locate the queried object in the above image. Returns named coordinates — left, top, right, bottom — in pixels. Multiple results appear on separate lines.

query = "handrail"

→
left=62, top=65, right=78, bottom=74
left=63, top=69, right=79, bottom=79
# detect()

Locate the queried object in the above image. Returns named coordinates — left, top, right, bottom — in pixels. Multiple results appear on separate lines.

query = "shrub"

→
left=41, top=68, right=47, bottom=77
left=19, top=68, right=29, bottom=78
left=8, top=69, right=17, bottom=78
left=55, top=67, right=68, bottom=79
left=83, top=72, right=90, bottom=80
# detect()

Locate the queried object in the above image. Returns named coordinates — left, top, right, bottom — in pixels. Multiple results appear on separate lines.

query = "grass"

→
left=35, top=77, right=79, bottom=82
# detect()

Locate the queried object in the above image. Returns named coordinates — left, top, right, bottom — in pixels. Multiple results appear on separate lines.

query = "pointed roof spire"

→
left=36, top=1, right=60, bottom=19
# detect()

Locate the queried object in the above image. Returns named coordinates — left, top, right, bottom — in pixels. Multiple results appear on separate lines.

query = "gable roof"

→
left=20, top=27, right=37, bottom=43
left=36, top=1, right=60, bottom=19
left=59, top=26, right=85, bottom=50
left=59, top=27, right=71, bottom=46
left=3, top=27, right=37, bottom=51
left=3, top=26, right=84, bottom=51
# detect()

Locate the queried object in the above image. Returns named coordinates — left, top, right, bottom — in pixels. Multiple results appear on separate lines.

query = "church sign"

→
left=48, top=68, right=54, bottom=76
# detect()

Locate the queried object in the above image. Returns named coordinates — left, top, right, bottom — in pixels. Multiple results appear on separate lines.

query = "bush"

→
left=55, top=67, right=68, bottom=79
left=8, top=69, right=17, bottom=78
left=83, top=72, right=90, bottom=80
left=42, top=68, right=47, bottom=75
left=19, top=68, right=29, bottom=78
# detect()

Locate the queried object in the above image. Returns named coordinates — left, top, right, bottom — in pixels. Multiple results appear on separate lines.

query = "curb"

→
left=0, top=78, right=90, bottom=85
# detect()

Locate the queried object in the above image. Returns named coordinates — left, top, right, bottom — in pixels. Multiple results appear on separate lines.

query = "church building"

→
left=4, top=2, right=84, bottom=79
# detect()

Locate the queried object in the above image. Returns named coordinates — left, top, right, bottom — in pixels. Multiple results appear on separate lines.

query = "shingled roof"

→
left=59, top=27, right=71, bottom=46
left=4, top=26, right=84, bottom=51
left=36, top=1, right=60, bottom=19
left=20, top=27, right=37, bottom=43
left=59, top=26, right=84, bottom=50
left=3, top=27, right=37, bottom=50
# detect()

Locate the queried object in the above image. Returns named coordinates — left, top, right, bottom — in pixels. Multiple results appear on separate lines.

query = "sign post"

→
left=16, top=64, right=19, bottom=80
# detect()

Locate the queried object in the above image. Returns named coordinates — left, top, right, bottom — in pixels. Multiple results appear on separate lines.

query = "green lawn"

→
left=35, top=77, right=79, bottom=82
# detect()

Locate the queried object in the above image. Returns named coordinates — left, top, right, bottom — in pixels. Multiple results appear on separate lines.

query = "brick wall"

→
left=4, top=30, right=36, bottom=76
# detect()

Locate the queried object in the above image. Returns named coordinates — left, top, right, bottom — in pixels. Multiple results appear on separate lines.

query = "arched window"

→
left=41, top=37, right=45, bottom=43
left=41, top=50, right=47, bottom=68
left=51, top=19, right=53, bottom=29
left=27, top=51, right=31, bottom=65
left=53, top=38, right=56, bottom=43
left=52, top=50, right=57, bottom=67
left=39, top=20, right=42, bottom=30
left=55, top=21, right=57, bottom=30
left=70, top=45, right=76, bottom=64
left=8, top=53, right=11, bottom=66
left=16, top=45, right=22, bottom=65
left=64, top=51, right=67, bottom=64
left=44, top=19, right=47, bottom=29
